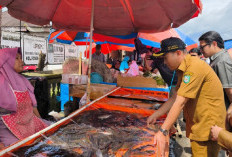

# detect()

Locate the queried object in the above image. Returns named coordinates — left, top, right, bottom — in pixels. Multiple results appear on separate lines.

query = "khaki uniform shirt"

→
left=177, top=55, right=226, bottom=141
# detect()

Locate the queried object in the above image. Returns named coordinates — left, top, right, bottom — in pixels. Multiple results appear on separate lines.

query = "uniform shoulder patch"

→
left=183, top=72, right=193, bottom=84
left=183, top=75, right=191, bottom=84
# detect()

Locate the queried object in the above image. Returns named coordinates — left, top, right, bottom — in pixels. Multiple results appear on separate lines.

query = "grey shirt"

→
left=92, top=53, right=105, bottom=62
left=210, top=49, right=232, bottom=109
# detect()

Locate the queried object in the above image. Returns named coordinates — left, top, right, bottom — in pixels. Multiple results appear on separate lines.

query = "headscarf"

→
left=119, top=56, right=130, bottom=73
left=127, top=61, right=139, bottom=76
left=0, top=48, right=37, bottom=112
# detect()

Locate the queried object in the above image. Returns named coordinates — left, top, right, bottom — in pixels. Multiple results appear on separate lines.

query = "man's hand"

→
left=154, top=131, right=169, bottom=157
left=211, top=125, right=223, bottom=141
left=226, top=104, right=232, bottom=130
left=227, top=104, right=232, bottom=122
left=225, top=88, right=232, bottom=127
left=0, top=143, right=5, bottom=150
left=147, top=113, right=158, bottom=126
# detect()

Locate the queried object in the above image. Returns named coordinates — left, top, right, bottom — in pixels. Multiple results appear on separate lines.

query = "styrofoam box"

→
left=62, top=74, right=88, bottom=85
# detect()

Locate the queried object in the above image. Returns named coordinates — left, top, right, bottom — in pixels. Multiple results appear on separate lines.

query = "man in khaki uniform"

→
left=147, top=37, right=226, bottom=157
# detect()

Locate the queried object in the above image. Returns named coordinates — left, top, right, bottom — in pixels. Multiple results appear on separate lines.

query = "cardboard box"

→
left=117, top=75, right=167, bottom=88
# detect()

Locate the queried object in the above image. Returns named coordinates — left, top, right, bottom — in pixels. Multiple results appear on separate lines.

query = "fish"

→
left=14, top=142, right=80, bottom=157
left=98, top=114, right=111, bottom=120
left=74, top=109, right=147, bottom=128
left=13, top=109, right=158, bottom=156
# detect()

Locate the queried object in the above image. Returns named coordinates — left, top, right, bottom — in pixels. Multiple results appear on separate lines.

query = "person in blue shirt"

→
left=119, top=56, right=130, bottom=73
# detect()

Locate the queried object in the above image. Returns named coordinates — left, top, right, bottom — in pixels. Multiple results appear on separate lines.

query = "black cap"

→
left=158, top=37, right=186, bottom=55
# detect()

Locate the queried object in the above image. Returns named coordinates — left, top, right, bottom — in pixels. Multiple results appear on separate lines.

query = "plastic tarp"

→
left=225, top=39, right=232, bottom=50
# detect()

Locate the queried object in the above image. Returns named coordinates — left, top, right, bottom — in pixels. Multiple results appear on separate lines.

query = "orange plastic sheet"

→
left=0, top=88, right=169, bottom=157
left=96, top=97, right=164, bottom=113
left=109, top=88, right=169, bottom=102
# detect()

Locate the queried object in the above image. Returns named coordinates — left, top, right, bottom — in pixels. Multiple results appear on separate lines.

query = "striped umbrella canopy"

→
left=49, top=28, right=196, bottom=51
left=225, top=39, right=232, bottom=50
left=138, top=29, right=197, bottom=51
left=92, top=28, right=197, bottom=51
left=48, top=30, right=136, bottom=46
left=48, top=30, right=137, bottom=55
left=48, top=31, right=90, bottom=45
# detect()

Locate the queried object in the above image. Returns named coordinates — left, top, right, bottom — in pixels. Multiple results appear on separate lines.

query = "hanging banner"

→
left=0, top=31, right=22, bottom=50
left=77, top=46, right=86, bottom=58
left=64, top=44, right=78, bottom=60
left=1, top=31, right=24, bottom=60
left=48, top=44, right=65, bottom=64
left=23, top=35, right=47, bottom=65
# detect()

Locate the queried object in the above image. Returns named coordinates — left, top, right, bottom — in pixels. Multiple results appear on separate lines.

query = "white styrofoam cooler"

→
left=62, top=74, right=88, bottom=85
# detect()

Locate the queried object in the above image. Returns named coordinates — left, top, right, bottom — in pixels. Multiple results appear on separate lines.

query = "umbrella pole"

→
left=86, top=0, right=95, bottom=103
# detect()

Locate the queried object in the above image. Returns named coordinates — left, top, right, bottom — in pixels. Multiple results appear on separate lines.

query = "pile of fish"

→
left=14, top=109, right=163, bottom=156
left=14, top=142, right=79, bottom=157
left=74, top=108, right=147, bottom=127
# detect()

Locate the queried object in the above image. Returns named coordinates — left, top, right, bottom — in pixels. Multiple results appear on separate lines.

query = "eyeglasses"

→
left=199, top=44, right=210, bottom=50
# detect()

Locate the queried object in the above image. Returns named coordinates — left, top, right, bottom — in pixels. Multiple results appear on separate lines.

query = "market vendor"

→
left=91, top=59, right=114, bottom=83
left=147, top=37, right=226, bottom=157
left=0, top=48, right=49, bottom=149
left=119, top=56, right=130, bottom=73
left=92, top=44, right=105, bottom=62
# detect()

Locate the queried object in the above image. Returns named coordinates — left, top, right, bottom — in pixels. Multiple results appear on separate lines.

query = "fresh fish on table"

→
left=13, top=142, right=80, bottom=157
left=74, top=108, right=148, bottom=128
left=12, top=109, right=160, bottom=157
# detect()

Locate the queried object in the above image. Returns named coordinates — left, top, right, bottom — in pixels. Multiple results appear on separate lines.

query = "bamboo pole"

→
left=86, top=0, right=95, bottom=103
left=78, top=52, right=82, bottom=75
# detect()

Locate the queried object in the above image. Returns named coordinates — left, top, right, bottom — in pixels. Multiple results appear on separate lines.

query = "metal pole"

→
left=20, top=20, right=22, bottom=48
left=86, top=0, right=94, bottom=103
left=85, top=36, right=88, bottom=58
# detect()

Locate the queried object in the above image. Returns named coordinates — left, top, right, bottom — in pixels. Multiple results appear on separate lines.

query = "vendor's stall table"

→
left=22, top=71, right=62, bottom=118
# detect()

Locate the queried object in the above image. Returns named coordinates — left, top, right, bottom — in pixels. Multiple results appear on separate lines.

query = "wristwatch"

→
left=159, top=128, right=168, bottom=136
